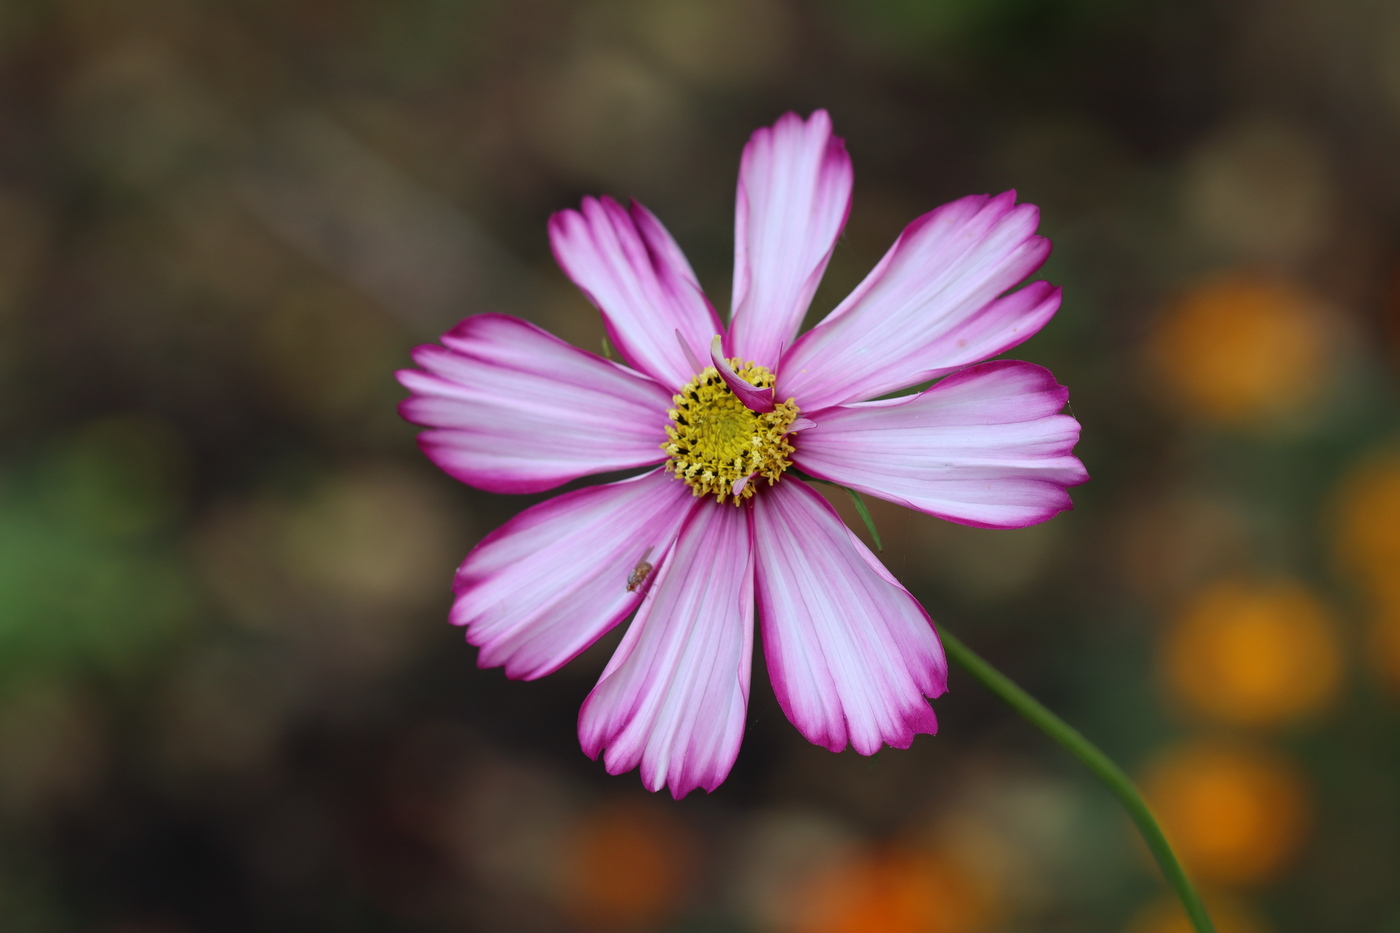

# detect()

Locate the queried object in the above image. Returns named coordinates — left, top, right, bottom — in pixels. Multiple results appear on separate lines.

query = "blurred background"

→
left=1, top=0, right=1399, bottom=930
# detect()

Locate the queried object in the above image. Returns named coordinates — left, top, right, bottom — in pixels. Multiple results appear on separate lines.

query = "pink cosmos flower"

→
left=396, top=110, right=1087, bottom=798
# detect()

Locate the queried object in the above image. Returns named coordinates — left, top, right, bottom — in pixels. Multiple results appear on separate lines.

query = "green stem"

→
left=939, top=627, right=1216, bottom=933
left=842, top=487, right=882, bottom=551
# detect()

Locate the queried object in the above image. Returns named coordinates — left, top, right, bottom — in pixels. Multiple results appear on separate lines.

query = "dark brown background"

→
left=1, top=1, right=1399, bottom=930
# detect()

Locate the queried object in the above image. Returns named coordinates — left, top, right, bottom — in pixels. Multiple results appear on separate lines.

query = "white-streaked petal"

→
left=779, top=192, right=1059, bottom=411
left=753, top=479, right=946, bottom=755
left=578, top=501, right=753, bottom=798
left=550, top=196, right=722, bottom=389
left=397, top=314, right=673, bottom=494
left=794, top=360, right=1088, bottom=529
left=728, top=110, right=853, bottom=368
left=452, top=469, right=697, bottom=680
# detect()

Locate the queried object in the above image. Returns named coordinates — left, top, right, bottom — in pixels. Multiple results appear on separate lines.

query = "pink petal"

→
left=452, top=469, right=697, bottom=681
left=753, top=479, right=946, bottom=756
left=550, top=197, right=723, bottom=389
left=578, top=501, right=754, bottom=798
left=728, top=110, right=853, bottom=369
left=710, top=336, right=774, bottom=413
left=778, top=192, right=1060, bottom=412
left=794, top=360, right=1089, bottom=529
left=675, top=329, right=705, bottom=375
left=397, top=314, right=673, bottom=494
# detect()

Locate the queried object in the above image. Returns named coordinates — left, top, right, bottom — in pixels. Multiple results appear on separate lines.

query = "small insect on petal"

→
left=626, top=546, right=656, bottom=592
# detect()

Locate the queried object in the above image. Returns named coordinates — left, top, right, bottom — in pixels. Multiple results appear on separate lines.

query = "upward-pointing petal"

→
left=779, top=192, right=1059, bottom=411
left=551, top=197, right=722, bottom=389
left=728, top=110, right=853, bottom=369
left=578, top=501, right=754, bottom=799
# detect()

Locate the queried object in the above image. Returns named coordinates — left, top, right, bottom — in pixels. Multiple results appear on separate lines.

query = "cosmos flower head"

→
left=396, top=110, right=1087, bottom=798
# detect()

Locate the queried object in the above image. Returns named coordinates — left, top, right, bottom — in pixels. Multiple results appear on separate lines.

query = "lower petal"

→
left=578, top=501, right=754, bottom=798
left=452, top=469, right=696, bottom=680
left=752, top=479, right=946, bottom=756
left=794, top=360, right=1089, bottom=529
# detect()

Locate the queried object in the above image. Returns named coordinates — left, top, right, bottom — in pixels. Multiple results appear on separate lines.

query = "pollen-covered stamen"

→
left=662, top=359, right=800, bottom=504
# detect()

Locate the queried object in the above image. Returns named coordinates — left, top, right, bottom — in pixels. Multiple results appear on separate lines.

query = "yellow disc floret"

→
left=663, top=359, right=799, bottom=504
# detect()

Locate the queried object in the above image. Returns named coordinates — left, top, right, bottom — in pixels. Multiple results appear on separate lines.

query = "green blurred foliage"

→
left=0, top=416, right=195, bottom=683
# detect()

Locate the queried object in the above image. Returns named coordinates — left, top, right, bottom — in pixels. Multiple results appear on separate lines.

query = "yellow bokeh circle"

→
left=1142, top=741, right=1310, bottom=886
left=1162, top=579, right=1343, bottom=726
left=1148, top=274, right=1330, bottom=424
left=1370, top=603, right=1400, bottom=688
left=1331, top=453, right=1400, bottom=603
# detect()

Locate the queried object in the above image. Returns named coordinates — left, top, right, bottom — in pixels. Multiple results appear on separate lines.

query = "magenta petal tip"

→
left=710, top=335, right=775, bottom=412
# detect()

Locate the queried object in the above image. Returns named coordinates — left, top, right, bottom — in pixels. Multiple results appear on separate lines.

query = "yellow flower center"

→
left=662, top=359, right=799, bottom=504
